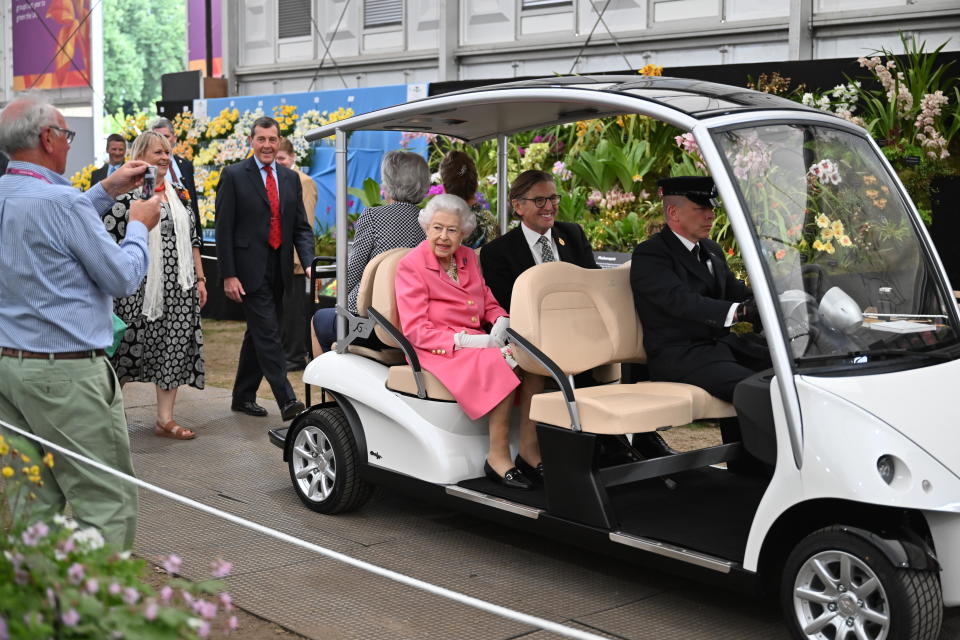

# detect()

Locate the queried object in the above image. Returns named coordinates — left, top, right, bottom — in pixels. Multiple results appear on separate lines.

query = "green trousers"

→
left=0, top=354, right=138, bottom=549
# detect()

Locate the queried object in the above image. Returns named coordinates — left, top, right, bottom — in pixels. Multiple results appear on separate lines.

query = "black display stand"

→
left=930, top=175, right=960, bottom=288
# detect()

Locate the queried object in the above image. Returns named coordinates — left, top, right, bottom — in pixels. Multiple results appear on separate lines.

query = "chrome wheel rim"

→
left=793, top=550, right=890, bottom=640
left=291, top=425, right=337, bottom=502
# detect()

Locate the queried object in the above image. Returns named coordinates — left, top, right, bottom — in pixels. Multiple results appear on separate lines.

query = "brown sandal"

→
left=154, top=420, right=196, bottom=440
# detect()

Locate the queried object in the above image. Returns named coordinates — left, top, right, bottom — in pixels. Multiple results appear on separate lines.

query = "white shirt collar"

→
left=671, top=229, right=698, bottom=253
left=520, top=222, right=554, bottom=252
left=254, top=156, right=277, bottom=174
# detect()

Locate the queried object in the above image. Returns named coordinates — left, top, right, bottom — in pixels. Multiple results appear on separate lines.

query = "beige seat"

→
left=368, top=248, right=456, bottom=401
left=336, top=248, right=406, bottom=365
left=508, top=262, right=735, bottom=434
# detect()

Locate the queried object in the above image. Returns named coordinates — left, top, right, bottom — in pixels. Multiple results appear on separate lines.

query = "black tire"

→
left=780, top=526, right=942, bottom=640
left=287, top=407, right=373, bottom=514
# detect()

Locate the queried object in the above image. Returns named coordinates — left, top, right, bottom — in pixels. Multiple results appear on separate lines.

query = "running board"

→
left=445, top=485, right=543, bottom=519
left=609, top=531, right=736, bottom=573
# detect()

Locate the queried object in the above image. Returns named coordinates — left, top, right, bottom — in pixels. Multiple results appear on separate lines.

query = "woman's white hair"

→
left=381, top=150, right=430, bottom=203
left=0, top=95, right=59, bottom=154
left=419, top=194, right=477, bottom=236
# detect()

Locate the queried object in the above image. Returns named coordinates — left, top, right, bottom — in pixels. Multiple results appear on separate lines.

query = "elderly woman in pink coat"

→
left=395, top=194, right=539, bottom=490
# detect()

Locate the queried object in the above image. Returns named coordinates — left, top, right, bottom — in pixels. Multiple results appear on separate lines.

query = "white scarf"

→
left=141, top=171, right=196, bottom=321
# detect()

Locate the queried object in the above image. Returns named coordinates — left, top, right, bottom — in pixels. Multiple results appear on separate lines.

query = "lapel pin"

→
left=558, top=237, right=566, bottom=246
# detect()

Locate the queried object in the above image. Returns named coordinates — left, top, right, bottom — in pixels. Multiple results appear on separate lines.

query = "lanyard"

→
left=6, top=168, right=52, bottom=183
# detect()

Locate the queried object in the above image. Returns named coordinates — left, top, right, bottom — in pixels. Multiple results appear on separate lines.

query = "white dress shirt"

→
left=520, top=222, right=560, bottom=266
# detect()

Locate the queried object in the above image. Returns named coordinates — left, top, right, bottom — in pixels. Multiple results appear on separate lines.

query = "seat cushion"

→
left=346, top=345, right=406, bottom=365
left=530, top=385, right=693, bottom=434
left=631, top=382, right=737, bottom=420
left=386, top=365, right=456, bottom=401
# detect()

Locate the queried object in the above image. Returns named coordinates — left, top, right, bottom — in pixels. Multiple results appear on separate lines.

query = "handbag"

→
left=106, top=313, right=128, bottom=357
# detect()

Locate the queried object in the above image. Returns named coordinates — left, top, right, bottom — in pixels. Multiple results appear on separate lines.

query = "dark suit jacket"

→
left=89, top=163, right=109, bottom=187
left=480, top=221, right=599, bottom=311
left=214, top=157, right=315, bottom=292
left=630, top=228, right=751, bottom=378
left=173, top=154, right=201, bottom=235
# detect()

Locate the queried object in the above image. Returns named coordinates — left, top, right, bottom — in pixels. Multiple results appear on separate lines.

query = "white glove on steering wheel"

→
left=489, top=316, right=510, bottom=348
left=454, top=331, right=498, bottom=349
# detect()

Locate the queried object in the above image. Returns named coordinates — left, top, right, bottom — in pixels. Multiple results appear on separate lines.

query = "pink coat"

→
left=395, top=242, right=519, bottom=419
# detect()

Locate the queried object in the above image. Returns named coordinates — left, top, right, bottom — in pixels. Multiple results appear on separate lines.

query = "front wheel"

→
left=287, top=407, right=373, bottom=514
left=781, top=526, right=942, bottom=640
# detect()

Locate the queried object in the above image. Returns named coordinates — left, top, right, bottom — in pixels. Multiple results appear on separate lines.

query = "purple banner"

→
left=187, top=0, right=222, bottom=76
left=12, top=0, right=91, bottom=90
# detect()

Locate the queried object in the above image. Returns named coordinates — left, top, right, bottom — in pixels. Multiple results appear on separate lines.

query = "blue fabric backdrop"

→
left=202, top=85, right=427, bottom=233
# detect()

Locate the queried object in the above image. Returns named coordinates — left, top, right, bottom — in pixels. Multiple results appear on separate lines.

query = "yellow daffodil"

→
left=812, top=239, right=825, bottom=251
left=1, top=466, right=13, bottom=478
left=820, top=228, right=834, bottom=240
left=21, top=454, right=30, bottom=463
left=839, top=235, right=853, bottom=247
left=831, top=220, right=844, bottom=235
left=0, top=441, right=8, bottom=456
left=816, top=214, right=830, bottom=228
left=823, top=241, right=836, bottom=254
left=43, top=452, right=54, bottom=468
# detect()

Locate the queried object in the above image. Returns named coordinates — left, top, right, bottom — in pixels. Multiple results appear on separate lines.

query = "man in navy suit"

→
left=630, top=176, right=765, bottom=403
left=89, top=134, right=127, bottom=187
left=215, top=116, right=314, bottom=421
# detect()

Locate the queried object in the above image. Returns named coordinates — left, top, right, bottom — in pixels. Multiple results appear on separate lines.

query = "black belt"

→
left=1, top=348, right=105, bottom=360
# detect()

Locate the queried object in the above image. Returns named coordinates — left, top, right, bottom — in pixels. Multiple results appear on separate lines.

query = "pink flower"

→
left=427, top=184, right=445, bottom=196
left=194, top=599, right=218, bottom=619
left=144, top=599, right=159, bottom=621
left=219, top=592, right=234, bottom=611
left=59, top=537, right=75, bottom=554
left=84, top=578, right=99, bottom=595
left=61, top=609, right=80, bottom=627
left=228, top=615, right=238, bottom=631
left=181, top=589, right=195, bottom=606
left=162, top=554, right=182, bottom=575
left=0, top=615, right=7, bottom=640
left=123, top=587, right=140, bottom=605
left=159, top=585, right=174, bottom=604
left=197, top=621, right=211, bottom=638
left=22, top=522, right=49, bottom=546
left=108, top=582, right=121, bottom=595
left=67, top=562, right=85, bottom=585
left=210, top=558, right=233, bottom=579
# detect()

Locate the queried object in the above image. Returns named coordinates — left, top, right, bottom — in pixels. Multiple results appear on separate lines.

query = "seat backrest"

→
left=369, top=247, right=412, bottom=347
left=509, top=262, right=646, bottom=376
left=355, top=247, right=410, bottom=318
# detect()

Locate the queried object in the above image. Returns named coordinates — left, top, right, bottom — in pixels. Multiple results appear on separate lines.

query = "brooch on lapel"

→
left=557, top=237, right=566, bottom=246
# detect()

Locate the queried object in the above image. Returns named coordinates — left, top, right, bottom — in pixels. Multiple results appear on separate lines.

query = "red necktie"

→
left=263, top=165, right=281, bottom=249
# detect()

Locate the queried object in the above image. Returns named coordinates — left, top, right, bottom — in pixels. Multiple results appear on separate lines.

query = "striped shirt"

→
left=0, top=161, right=149, bottom=352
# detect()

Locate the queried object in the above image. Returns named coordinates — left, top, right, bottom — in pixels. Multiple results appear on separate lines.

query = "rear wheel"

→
left=287, top=407, right=373, bottom=514
left=781, top=526, right=942, bottom=640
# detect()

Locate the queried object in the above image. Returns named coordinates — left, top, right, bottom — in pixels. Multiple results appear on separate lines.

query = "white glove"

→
left=454, top=331, right=498, bottom=349
left=489, top=316, right=509, bottom=347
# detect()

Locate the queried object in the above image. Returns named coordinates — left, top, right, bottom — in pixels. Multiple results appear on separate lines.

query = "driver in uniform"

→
left=629, top=177, right=768, bottom=403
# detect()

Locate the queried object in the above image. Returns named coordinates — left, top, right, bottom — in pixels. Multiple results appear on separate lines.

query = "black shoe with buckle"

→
left=484, top=460, right=533, bottom=490
left=231, top=400, right=267, bottom=417
left=280, top=400, right=305, bottom=422
left=514, top=454, right=544, bottom=484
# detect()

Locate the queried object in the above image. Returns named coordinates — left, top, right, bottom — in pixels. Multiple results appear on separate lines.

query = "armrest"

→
left=367, top=307, right=427, bottom=399
left=334, top=305, right=375, bottom=353
left=506, top=328, right=582, bottom=432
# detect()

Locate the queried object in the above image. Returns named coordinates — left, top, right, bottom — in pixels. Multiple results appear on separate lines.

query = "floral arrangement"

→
left=203, top=107, right=240, bottom=140
left=0, top=435, right=239, bottom=638
left=119, top=112, right=150, bottom=142
left=69, top=163, right=97, bottom=191
left=273, top=103, right=298, bottom=136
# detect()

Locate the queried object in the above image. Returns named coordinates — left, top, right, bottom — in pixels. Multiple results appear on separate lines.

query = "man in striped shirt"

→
left=0, top=96, right=161, bottom=549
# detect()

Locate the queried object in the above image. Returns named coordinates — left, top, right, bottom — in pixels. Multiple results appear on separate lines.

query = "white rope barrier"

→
left=0, top=418, right=609, bottom=640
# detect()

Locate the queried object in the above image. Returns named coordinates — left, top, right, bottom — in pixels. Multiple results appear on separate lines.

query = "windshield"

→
left=714, top=123, right=959, bottom=369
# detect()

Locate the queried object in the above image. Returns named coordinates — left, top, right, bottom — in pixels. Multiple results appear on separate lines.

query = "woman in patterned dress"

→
left=310, top=150, right=429, bottom=355
left=102, top=131, right=206, bottom=439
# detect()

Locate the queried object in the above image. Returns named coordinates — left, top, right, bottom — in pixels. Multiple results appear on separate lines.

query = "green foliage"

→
left=347, top=178, right=385, bottom=209
left=0, top=433, right=237, bottom=638
left=103, top=0, right=186, bottom=114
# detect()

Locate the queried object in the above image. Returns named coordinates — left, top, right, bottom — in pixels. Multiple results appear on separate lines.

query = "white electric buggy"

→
left=269, top=76, right=960, bottom=640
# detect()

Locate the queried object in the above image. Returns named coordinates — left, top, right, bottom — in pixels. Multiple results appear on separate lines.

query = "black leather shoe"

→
left=231, top=400, right=267, bottom=417
left=514, top=454, right=544, bottom=484
left=484, top=460, right=533, bottom=490
left=632, top=432, right=680, bottom=459
left=280, top=400, right=305, bottom=422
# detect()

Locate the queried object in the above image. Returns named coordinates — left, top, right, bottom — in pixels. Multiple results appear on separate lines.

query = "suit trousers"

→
left=0, top=354, right=138, bottom=549
left=282, top=274, right=309, bottom=365
left=234, top=249, right=296, bottom=407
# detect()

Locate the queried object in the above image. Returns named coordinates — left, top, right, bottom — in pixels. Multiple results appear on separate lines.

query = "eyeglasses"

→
left=517, top=194, right=562, bottom=208
left=48, top=126, right=76, bottom=145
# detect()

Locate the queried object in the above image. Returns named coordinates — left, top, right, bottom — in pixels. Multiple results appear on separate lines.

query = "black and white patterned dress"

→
left=345, top=201, right=426, bottom=312
left=102, top=190, right=205, bottom=390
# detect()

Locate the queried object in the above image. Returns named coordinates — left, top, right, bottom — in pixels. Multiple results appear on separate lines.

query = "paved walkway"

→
left=123, top=383, right=960, bottom=640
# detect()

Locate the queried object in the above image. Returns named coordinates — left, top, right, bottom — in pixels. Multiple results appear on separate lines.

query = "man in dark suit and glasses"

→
left=479, top=169, right=599, bottom=479
left=215, top=116, right=314, bottom=421
left=630, top=176, right=767, bottom=403
left=480, top=169, right=598, bottom=311
left=89, top=134, right=127, bottom=187
left=150, top=117, right=201, bottom=236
